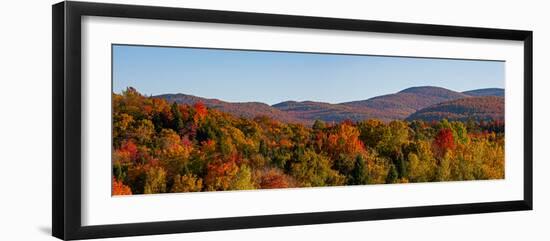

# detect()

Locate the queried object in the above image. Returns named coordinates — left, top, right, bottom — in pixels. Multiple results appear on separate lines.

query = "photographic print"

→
left=111, top=44, right=505, bottom=195
left=53, top=3, right=532, bottom=239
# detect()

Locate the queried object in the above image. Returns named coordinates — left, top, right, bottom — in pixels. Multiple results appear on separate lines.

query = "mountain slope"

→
left=406, top=96, right=504, bottom=122
left=156, top=94, right=308, bottom=124
left=339, top=86, right=470, bottom=120
left=272, top=101, right=384, bottom=123
left=156, top=86, right=503, bottom=124
left=463, top=88, right=504, bottom=97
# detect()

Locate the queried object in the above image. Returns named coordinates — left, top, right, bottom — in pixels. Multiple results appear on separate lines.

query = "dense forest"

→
left=112, top=87, right=505, bottom=195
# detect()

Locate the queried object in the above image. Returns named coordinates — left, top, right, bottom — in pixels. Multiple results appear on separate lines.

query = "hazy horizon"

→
left=119, top=85, right=504, bottom=106
left=113, top=45, right=505, bottom=105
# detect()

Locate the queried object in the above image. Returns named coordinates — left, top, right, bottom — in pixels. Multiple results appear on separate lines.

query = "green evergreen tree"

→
left=350, top=155, right=368, bottom=185
left=312, top=119, right=326, bottom=130
left=386, top=164, right=398, bottom=184
left=171, top=102, right=184, bottom=132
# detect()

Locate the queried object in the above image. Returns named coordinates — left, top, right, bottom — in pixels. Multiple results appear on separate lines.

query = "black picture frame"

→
left=52, top=1, right=533, bottom=240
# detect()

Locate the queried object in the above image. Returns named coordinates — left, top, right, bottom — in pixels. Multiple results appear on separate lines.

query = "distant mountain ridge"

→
left=339, top=86, right=470, bottom=120
left=154, top=86, right=504, bottom=124
left=406, top=96, right=504, bottom=122
left=462, top=88, right=504, bottom=97
left=157, top=93, right=308, bottom=123
left=272, top=100, right=378, bottom=123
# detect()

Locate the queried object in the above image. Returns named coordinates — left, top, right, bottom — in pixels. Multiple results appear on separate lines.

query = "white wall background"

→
left=0, top=0, right=547, bottom=240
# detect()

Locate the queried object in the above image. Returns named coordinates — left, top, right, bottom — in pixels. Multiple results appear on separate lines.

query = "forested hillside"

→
left=462, top=88, right=504, bottom=97
left=157, top=93, right=308, bottom=124
left=157, top=86, right=503, bottom=124
left=112, top=88, right=505, bottom=195
left=340, top=86, right=470, bottom=120
left=407, top=96, right=504, bottom=122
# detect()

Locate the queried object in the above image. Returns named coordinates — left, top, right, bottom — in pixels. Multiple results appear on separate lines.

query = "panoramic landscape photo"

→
left=111, top=45, right=505, bottom=195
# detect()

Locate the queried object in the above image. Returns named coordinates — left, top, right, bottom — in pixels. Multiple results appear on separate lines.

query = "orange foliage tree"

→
left=112, top=178, right=132, bottom=195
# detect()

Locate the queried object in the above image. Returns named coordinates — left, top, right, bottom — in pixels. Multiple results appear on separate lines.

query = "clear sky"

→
left=113, top=44, right=504, bottom=105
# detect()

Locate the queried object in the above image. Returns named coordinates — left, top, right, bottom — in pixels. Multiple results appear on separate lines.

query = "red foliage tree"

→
left=433, top=128, right=456, bottom=157
left=193, top=102, right=208, bottom=123
left=204, top=157, right=239, bottom=191
left=116, top=140, right=138, bottom=163
left=260, top=169, right=290, bottom=189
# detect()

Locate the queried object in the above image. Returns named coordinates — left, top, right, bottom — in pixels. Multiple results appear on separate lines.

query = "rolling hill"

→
left=339, top=86, right=470, bottom=120
left=155, top=86, right=504, bottom=124
left=406, top=96, right=504, bottom=122
left=272, top=100, right=383, bottom=123
left=462, top=88, right=504, bottom=97
left=156, top=94, right=309, bottom=124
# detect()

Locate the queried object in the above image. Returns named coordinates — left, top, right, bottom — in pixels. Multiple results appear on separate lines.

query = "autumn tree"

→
left=433, top=128, right=456, bottom=158
left=259, top=168, right=291, bottom=189
left=132, top=119, right=155, bottom=146
left=290, top=149, right=345, bottom=187
left=407, top=140, right=436, bottom=182
left=171, top=174, right=203, bottom=192
left=204, top=156, right=241, bottom=191
left=193, top=102, right=208, bottom=123
left=144, top=166, right=167, bottom=194
left=357, top=119, right=386, bottom=148
left=156, top=128, right=192, bottom=180
left=112, top=177, right=132, bottom=195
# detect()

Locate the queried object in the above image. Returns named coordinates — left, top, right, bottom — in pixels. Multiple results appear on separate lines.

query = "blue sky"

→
left=113, top=45, right=504, bottom=105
